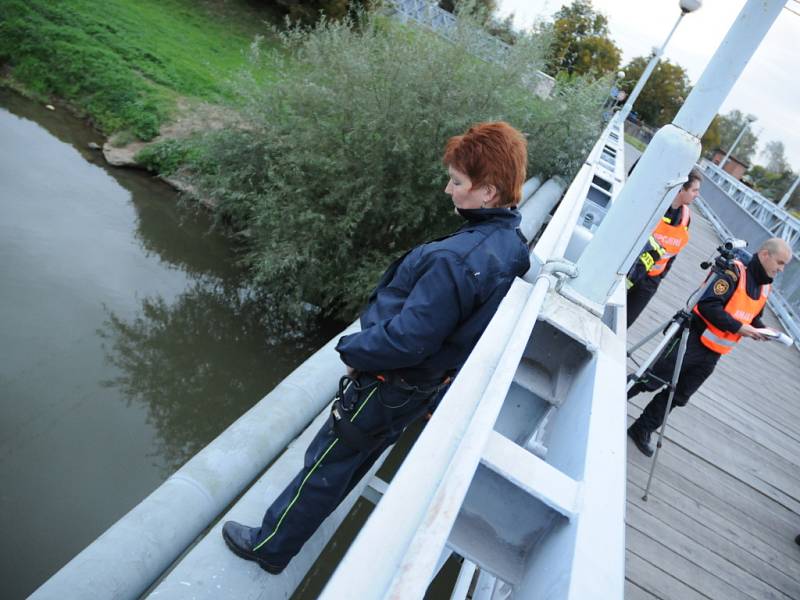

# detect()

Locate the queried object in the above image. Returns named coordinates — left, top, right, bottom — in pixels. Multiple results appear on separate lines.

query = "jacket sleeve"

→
left=626, top=239, right=662, bottom=287
left=335, top=251, right=476, bottom=372
left=695, top=271, right=741, bottom=333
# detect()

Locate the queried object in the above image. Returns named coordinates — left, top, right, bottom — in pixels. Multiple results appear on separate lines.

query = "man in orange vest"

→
left=627, top=237, right=792, bottom=456
left=626, top=169, right=702, bottom=327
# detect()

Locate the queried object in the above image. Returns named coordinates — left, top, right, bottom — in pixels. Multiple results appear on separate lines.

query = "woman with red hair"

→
left=222, top=122, right=531, bottom=574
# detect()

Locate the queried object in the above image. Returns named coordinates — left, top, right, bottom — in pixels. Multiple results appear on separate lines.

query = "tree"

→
left=761, top=140, right=789, bottom=174
left=619, top=56, right=691, bottom=127
left=700, top=115, right=722, bottom=156
left=746, top=165, right=797, bottom=205
left=710, top=109, right=759, bottom=164
left=545, top=0, right=621, bottom=77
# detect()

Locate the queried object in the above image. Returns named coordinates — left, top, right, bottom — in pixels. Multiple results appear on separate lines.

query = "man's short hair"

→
left=683, top=168, right=702, bottom=190
left=759, top=237, right=792, bottom=257
left=443, top=122, right=527, bottom=207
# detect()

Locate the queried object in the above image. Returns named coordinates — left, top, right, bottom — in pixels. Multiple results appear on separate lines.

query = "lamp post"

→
left=617, top=0, right=702, bottom=124
left=778, top=173, right=800, bottom=210
left=719, top=115, right=756, bottom=169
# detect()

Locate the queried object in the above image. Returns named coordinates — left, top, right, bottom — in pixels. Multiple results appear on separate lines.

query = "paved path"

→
left=624, top=199, right=800, bottom=599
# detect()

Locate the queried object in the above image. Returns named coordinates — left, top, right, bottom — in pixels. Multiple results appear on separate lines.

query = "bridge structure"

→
left=30, top=1, right=799, bottom=598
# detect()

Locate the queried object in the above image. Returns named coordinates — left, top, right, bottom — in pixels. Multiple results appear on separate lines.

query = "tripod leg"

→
left=627, top=321, right=682, bottom=392
left=642, top=325, right=690, bottom=501
left=627, top=318, right=673, bottom=356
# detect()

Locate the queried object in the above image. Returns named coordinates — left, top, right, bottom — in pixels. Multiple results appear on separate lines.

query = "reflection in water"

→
left=98, top=279, right=333, bottom=472
left=0, top=87, right=343, bottom=598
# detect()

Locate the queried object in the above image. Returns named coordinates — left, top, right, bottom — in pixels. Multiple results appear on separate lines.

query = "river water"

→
left=0, top=89, right=338, bottom=598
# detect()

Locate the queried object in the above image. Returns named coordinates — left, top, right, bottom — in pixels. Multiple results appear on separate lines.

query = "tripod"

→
left=626, top=242, right=744, bottom=501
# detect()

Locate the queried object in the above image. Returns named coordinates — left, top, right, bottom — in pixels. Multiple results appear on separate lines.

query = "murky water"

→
left=0, top=89, right=338, bottom=599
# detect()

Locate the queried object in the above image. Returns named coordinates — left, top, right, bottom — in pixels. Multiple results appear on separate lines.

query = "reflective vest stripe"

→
left=647, top=205, right=691, bottom=277
left=700, top=329, right=737, bottom=348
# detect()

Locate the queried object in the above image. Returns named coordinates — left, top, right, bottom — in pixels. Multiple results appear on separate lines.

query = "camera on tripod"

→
left=700, top=238, right=748, bottom=271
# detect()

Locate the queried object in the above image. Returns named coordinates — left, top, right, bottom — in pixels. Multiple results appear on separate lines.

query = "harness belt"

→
left=330, top=373, right=452, bottom=452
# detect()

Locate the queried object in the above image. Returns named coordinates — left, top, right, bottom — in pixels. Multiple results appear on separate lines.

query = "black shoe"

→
left=222, top=521, right=287, bottom=574
left=795, top=534, right=800, bottom=546
left=627, top=423, right=654, bottom=457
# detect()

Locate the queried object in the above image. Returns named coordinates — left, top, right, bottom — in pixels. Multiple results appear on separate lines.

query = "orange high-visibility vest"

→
left=692, top=259, right=770, bottom=354
left=647, top=205, right=690, bottom=277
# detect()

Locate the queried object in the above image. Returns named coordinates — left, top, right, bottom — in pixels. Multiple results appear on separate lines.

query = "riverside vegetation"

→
left=1, top=0, right=608, bottom=326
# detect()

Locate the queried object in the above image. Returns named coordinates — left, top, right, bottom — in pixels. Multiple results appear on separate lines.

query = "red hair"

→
left=443, top=122, right=527, bottom=206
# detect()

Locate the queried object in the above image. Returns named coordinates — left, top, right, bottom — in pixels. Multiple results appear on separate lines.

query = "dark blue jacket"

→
left=336, top=207, right=530, bottom=381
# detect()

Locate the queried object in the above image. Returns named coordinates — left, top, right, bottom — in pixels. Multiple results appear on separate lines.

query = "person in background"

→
left=626, top=169, right=702, bottom=327
left=627, top=237, right=792, bottom=456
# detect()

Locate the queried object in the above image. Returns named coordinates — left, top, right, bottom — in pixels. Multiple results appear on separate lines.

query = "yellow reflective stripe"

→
left=647, top=236, right=666, bottom=256
left=626, top=277, right=634, bottom=290
left=253, top=385, right=379, bottom=552
left=640, top=252, right=655, bottom=271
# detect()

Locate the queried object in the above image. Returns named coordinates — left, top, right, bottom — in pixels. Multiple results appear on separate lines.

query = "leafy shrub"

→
left=136, top=139, right=202, bottom=176
left=190, top=12, right=606, bottom=320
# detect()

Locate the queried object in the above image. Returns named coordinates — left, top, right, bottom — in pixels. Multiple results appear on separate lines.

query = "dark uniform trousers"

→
left=250, top=373, right=442, bottom=565
left=626, top=276, right=659, bottom=327
left=628, top=329, right=720, bottom=433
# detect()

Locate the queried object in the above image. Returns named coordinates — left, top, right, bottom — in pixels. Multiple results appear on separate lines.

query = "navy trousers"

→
left=626, top=276, right=659, bottom=327
left=250, top=373, right=441, bottom=565
left=629, top=329, right=720, bottom=433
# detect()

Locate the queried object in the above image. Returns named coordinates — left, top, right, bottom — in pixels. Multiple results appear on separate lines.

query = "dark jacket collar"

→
left=456, top=206, right=521, bottom=227
left=748, top=253, right=773, bottom=285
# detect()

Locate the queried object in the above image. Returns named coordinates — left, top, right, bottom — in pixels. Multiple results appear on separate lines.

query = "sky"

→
left=496, top=0, right=799, bottom=170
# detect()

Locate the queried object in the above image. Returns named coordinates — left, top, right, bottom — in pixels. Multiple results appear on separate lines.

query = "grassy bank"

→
left=0, top=0, right=279, bottom=139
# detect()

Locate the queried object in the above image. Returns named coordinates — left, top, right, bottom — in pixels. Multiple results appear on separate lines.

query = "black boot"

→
left=222, top=521, right=288, bottom=574
left=627, top=421, right=654, bottom=457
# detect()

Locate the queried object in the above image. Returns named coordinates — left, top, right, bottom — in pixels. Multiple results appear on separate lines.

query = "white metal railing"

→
left=388, top=0, right=556, bottom=98
left=700, top=159, right=800, bottom=249
left=321, top=118, right=627, bottom=598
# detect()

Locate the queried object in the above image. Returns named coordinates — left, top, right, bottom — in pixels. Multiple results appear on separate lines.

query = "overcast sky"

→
left=496, top=0, right=798, bottom=170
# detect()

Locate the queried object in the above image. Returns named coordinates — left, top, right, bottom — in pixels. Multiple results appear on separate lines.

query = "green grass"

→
left=0, top=0, right=280, bottom=139
left=624, top=133, right=647, bottom=153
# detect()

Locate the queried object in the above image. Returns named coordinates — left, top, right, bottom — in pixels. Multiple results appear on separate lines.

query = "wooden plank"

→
left=624, top=578, right=660, bottom=600
left=627, top=460, right=800, bottom=579
left=627, top=506, right=791, bottom=600
left=626, top=477, right=800, bottom=597
left=626, top=527, right=749, bottom=600
left=626, top=433, right=800, bottom=540
left=625, top=551, right=706, bottom=600
left=627, top=402, right=800, bottom=517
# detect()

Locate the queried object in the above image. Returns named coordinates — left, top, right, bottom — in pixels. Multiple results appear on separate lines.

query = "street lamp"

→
left=719, top=115, right=756, bottom=169
left=617, top=0, right=702, bottom=124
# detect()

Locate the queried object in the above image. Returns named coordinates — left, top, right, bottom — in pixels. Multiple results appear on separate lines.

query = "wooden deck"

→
left=625, top=206, right=800, bottom=599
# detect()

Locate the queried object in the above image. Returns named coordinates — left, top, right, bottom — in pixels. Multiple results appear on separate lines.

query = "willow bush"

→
left=190, top=11, right=607, bottom=321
